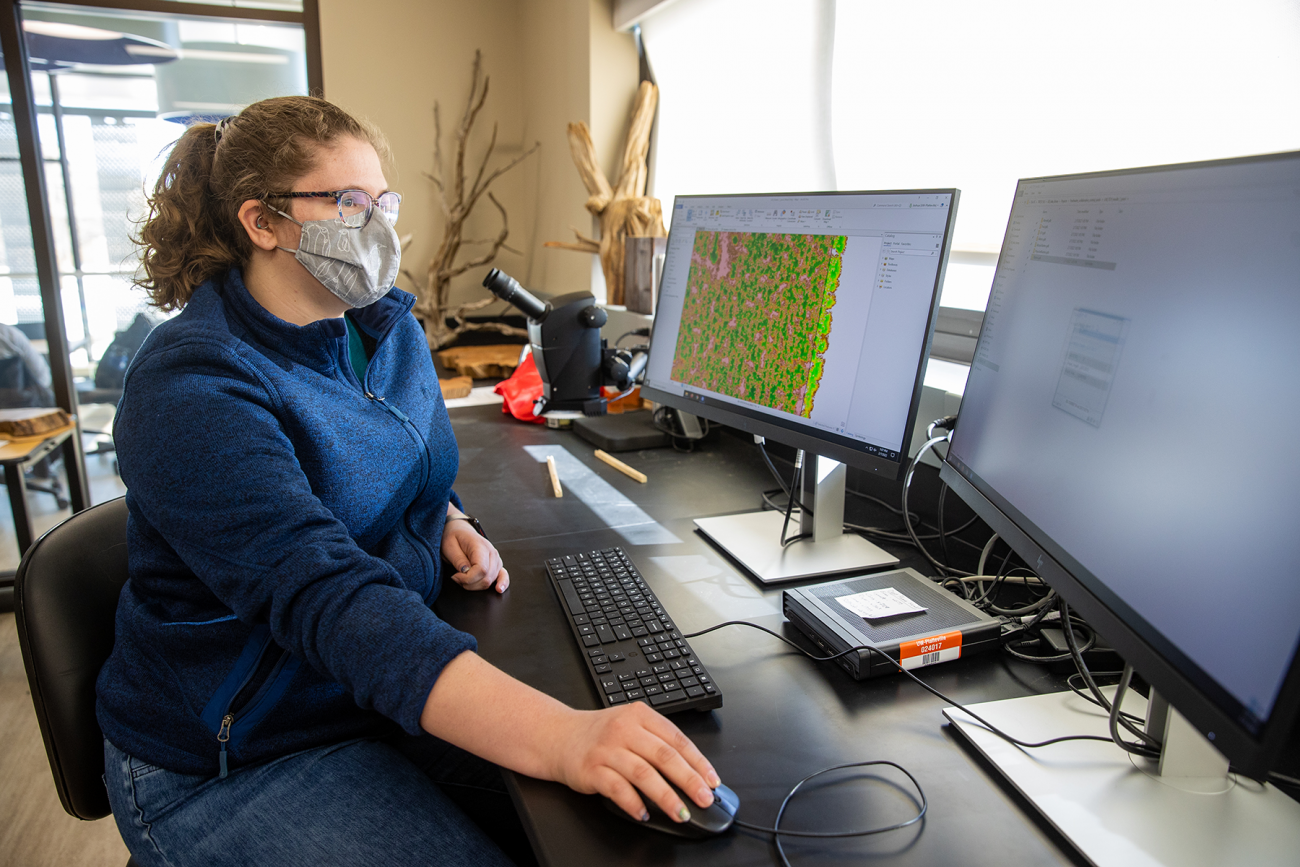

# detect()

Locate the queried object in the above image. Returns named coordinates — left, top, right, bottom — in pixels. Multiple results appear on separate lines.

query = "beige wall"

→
left=319, top=0, right=638, bottom=313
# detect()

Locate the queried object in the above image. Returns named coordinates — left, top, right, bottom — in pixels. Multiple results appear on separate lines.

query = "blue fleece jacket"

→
left=95, top=269, right=477, bottom=776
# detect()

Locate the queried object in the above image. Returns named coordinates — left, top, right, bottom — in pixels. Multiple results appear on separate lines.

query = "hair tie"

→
left=213, top=115, right=234, bottom=146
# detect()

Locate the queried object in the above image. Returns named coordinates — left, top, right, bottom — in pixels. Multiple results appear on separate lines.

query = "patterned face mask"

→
left=268, top=204, right=401, bottom=309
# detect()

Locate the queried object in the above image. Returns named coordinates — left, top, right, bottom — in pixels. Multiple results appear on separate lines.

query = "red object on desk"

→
left=493, top=353, right=545, bottom=424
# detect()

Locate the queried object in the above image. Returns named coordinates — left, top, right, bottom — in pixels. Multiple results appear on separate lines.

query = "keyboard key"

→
left=625, top=688, right=645, bottom=700
left=634, top=668, right=650, bottom=678
left=645, top=653, right=663, bottom=663
left=617, top=672, right=635, bottom=681
left=651, top=690, right=686, bottom=706
left=657, top=673, right=677, bottom=683
left=652, top=663, right=671, bottom=674
left=639, top=677, right=658, bottom=687
left=582, top=635, right=600, bottom=647
left=601, top=679, right=621, bottom=694
left=614, top=626, right=633, bottom=641
left=609, top=693, right=627, bottom=704
left=608, top=653, right=625, bottom=662
left=644, top=685, right=663, bottom=696
left=685, top=686, right=706, bottom=698
left=678, top=676, right=699, bottom=688
left=646, top=621, right=664, bottom=634
left=632, top=627, right=649, bottom=637
left=669, top=660, right=688, bottom=670
left=596, top=624, right=616, bottom=643
left=595, top=664, right=612, bottom=674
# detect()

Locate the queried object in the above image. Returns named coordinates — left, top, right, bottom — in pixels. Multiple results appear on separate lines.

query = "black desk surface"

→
left=438, top=404, right=1082, bottom=867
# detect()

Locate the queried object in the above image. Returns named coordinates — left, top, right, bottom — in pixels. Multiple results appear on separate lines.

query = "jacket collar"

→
left=213, top=268, right=415, bottom=371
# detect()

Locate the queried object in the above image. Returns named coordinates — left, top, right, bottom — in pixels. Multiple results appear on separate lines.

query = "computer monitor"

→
left=641, top=189, right=958, bottom=583
left=939, top=151, right=1300, bottom=865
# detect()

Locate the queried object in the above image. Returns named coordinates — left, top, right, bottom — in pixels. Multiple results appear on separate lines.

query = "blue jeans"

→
left=104, top=734, right=527, bottom=867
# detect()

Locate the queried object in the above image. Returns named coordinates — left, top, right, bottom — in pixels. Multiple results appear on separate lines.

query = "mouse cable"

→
left=727, top=760, right=927, bottom=840
left=730, top=760, right=927, bottom=867
left=682, top=619, right=1116, bottom=751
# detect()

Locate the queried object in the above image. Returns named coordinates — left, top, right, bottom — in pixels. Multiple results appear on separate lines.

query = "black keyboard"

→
left=544, top=547, right=723, bottom=714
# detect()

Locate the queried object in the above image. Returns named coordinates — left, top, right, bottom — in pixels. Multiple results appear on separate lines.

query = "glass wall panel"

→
left=8, top=2, right=309, bottom=384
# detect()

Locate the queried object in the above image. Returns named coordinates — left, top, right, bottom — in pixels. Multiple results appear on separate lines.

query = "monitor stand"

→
left=694, top=453, right=899, bottom=585
left=943, top=688, right=1300, bottom=867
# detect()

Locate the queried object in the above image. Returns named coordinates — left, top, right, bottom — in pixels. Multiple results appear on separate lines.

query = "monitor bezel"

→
left=639, top=187, right=960, bottom=481
left=940, top=150, right=1300, bottom=779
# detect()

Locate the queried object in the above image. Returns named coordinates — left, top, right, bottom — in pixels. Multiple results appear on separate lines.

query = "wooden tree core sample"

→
left=436, top=345, right=524, bottom=379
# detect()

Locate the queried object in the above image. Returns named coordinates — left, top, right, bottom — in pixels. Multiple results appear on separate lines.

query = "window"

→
left=640, top=0, right=1300, bottom=311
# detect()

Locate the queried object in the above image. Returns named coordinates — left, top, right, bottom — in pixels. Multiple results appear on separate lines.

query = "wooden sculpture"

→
left=403, top=50, right=540, bottom=350
left=544, top=80, right=666, bottom=306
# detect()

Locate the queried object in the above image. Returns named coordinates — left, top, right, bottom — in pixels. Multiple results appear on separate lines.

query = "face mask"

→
left=269, top=205, right=401, bottom=309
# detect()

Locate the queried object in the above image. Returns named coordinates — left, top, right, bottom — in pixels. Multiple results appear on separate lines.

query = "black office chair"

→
left=12, top=496, right=139, bottom=866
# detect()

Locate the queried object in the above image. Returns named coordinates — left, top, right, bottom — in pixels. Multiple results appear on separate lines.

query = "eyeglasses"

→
left=269, top=189, right=401, bottom=228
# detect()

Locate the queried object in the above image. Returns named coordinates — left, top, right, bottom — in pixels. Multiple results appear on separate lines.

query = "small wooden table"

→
left=0, top=420, right=78, bottom=555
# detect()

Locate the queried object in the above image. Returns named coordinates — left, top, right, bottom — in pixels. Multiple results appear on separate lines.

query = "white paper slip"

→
left=838, top=587, right=926, bottom=620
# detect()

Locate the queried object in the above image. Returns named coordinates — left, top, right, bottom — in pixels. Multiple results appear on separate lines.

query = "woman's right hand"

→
left=549, top=701, right=721, bottom=823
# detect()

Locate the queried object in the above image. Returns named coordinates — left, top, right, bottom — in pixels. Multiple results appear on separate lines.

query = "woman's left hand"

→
left=442, top=518, right=509, bottom=593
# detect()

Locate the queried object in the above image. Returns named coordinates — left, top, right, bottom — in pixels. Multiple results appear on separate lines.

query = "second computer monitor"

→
left=641, top=189, right=959, bottom=480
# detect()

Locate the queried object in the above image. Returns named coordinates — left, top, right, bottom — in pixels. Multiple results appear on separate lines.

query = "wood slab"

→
left=438, top=376, right=474, bottom=400
left=436, top=345, right=524, bottom=379
left=0, top=408, right=71, bottom=438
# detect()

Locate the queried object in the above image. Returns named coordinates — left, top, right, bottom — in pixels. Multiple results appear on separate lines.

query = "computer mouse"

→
left=602, top=781, right=740, bottom=838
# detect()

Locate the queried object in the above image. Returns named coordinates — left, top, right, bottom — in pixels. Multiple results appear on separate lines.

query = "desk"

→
left=438, top=404, right=1081, bottom=867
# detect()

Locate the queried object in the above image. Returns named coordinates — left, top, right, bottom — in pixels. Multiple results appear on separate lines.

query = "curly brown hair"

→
left=133, top=96, right=392, bottom=311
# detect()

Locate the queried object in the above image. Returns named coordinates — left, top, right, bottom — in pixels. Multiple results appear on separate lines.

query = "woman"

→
left=96, top=96, right=719, bottom=867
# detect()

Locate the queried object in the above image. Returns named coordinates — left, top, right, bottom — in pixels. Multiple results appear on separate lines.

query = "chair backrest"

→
left=14, top=497, right=129, bottom=820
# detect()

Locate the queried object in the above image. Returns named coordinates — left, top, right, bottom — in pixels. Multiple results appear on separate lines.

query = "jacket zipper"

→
left=215, top=645, right=291, bottom=778
left=352, top=331, right=439, bottom=600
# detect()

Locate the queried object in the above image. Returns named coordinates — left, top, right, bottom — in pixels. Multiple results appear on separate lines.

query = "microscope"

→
left=482, top=269, right=647, bottom=417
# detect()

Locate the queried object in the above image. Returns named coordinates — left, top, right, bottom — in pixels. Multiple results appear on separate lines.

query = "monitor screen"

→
left=941, top=151, right=1300, bottom=775
left=641, top=189, right=958, bottom=478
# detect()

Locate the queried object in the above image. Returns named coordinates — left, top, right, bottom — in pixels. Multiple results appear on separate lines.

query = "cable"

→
left=614, top=328, right=650, bottom=346
left=731, top=761, right=927, bottom=867
left=652, top=407, right=710, bottom=451
left=683, top=620, right=1115, bottom=751
left=901, top=432, right=976, bottom=577
left=1066, top=672, right=1146, bottom=724
left=779, top=451, right=810, bottom=548
left=1061, top=601, right=1160, bottom=756
left=937, top=481, right=953, bottom=566
left=1107, top=664, right=1161, bottom=759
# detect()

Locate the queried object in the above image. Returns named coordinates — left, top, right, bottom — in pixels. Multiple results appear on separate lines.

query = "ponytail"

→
left=134, top=123, right=237, bottom=310
left=132, top=96, right=391, bottom=311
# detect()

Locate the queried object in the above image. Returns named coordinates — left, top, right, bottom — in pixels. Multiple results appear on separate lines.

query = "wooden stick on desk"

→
left=546, top=455, right=563, bottom=497
left=593, top=449, right=647, bottom=483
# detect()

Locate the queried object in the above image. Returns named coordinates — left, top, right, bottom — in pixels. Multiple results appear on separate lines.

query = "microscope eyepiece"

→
left=483, top=268, right=551, bottom=322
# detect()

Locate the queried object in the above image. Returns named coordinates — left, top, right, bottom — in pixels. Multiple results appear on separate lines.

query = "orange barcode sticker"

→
left=899, top=630, right=963, bottom=670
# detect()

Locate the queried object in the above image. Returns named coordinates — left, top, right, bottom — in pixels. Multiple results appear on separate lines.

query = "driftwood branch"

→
left=408, top=50, right=538, bottom=350
left=545, top=80, right=665, bottom=305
